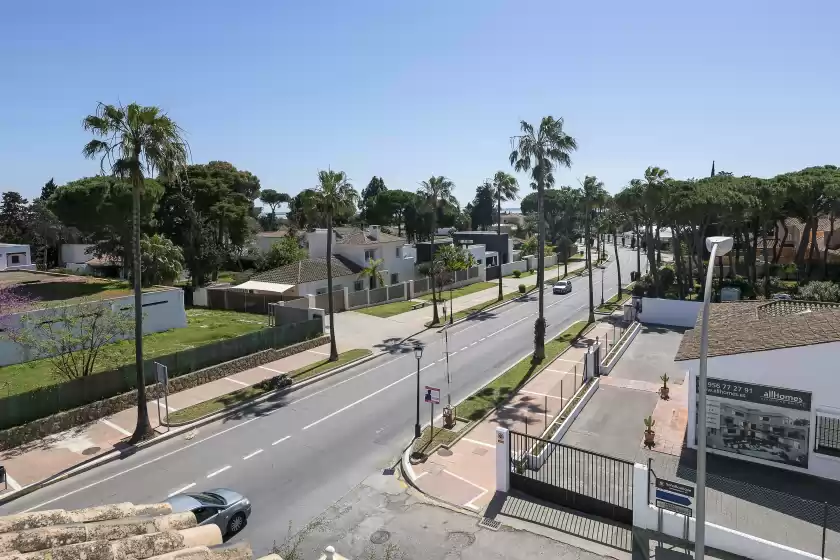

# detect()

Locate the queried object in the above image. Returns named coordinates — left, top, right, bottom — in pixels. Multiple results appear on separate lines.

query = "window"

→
left=192, top=492, right=225, bottom=506
left=354, top=280, right=364, bottom=291
left=365, top=249, right=376, bottom=261
left=191, top=507, right=219, bottom=524
left=396, top=247, right=402, bottom=258
left=761, top=416, right=770, bottom=422
left=390, top=273, right=399, bottom=285
left=316, top=288, right=327, bottom=295
left=815, top=414, right=840, bottom=458
left=10, top=255, right=20, bottom=264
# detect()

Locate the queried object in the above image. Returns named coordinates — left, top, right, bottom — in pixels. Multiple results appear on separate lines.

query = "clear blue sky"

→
left=2, top=0, right=838, bottom=208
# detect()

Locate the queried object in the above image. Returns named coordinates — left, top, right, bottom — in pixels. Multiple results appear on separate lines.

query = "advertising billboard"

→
left=699, top=377, right=812, bottom=468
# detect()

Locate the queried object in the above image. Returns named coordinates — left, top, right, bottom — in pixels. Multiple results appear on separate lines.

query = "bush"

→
left=255, top=374, right=292, bottom=391
left=659, top=267, right=675, bottom=291
left=796, top=281, right=840, bottom=302
left=513, top=270, right=521, bottom=278
left=518, top=284, right=527, bottom=294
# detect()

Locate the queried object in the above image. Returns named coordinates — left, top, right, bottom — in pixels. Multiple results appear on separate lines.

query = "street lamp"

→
left=695, top=235, right=733, bottom=560
left=600, top=264, right=605, bottom=306
left=414, top=343, right=424, bottom=439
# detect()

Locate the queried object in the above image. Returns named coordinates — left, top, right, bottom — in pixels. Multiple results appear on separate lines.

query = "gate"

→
left=509, top=431, right=633, bottom=524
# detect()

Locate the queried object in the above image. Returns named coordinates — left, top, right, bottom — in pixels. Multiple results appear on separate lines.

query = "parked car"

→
left=771, top=293, right=792, bottom=300
left=553, top=280, right=572, bottom=295
left=167, top=489, right=251, bottom=536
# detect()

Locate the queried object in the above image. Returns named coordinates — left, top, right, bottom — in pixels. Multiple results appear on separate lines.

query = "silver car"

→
left=167, top=489, right=251, bottom=536
left=553, top=280, right=572, bottom=295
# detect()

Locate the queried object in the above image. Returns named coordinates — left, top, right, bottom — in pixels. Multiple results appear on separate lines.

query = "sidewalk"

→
left=409, top=319, right=615, bottom=512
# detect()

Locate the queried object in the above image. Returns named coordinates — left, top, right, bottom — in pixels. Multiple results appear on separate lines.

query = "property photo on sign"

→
left=699, top=377, right=812, bottom=468
left=425, top=386, right=440, bottom=404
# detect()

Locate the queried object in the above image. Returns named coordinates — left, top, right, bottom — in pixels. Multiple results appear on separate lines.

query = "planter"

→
left=644, top=429, right=656, bottom=447
left=660, top=386, right=670, bottom=400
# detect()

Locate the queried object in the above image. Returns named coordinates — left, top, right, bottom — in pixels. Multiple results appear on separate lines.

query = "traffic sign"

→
left=656, top=499, right=692, bottom=517
left=425, top=386, right=440, bottom=404
left=155, top=362, right=169, bottom=385
left=654, top=477, right=695, bottom=517
left=655, top=478, right=695, bottom=498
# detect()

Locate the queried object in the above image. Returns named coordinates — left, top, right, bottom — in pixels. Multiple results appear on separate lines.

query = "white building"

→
left=307, top=226, right=414, bottom=286
left=236, top=255, right=364, bottom=297
left=255, top=230, right=290, bottom=253
left=0, top=244, right=34, bottom=270
left=59, top=243, right=122, bottom=277
left=677, top=300, right=840, bottom=481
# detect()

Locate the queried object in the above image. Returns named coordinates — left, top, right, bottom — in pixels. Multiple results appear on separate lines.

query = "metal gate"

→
left=509, top=431, right=633, bottom=524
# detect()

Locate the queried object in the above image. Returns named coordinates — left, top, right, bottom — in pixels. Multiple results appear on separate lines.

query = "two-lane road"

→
left=0, top=249, right=640, bottom=554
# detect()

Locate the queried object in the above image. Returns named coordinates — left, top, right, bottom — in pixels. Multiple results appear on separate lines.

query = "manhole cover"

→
left=370, top=530, right=391, bottom=545
left=82, top=446, right=101, bottom=456
left=446, top=531, right=475, bottom=548
left=477, top=517, right=501, bottom=531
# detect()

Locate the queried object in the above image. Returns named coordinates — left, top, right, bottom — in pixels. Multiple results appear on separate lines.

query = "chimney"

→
left=369, top=225, right=380, bottom=241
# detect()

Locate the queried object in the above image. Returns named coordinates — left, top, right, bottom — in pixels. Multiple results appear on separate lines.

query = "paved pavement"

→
left=410, top=320, right=618, bottom=512
left=0, top=249, right=638, bottom=556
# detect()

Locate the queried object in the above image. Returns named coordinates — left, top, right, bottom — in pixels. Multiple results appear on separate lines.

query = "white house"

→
left=0, top=244, right=34, bottom=271
left=60, top=243, right=122, bottom=277
left=255, top=230, right=290, bottom=253
left=307, top=226, right=415, bottom=287
left=236, top=255, right=365, bottom=297
left=676, top=299, right=840, bottom=481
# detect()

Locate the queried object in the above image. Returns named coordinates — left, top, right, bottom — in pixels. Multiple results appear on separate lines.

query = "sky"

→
left=1, top=0, right=839, bottom=211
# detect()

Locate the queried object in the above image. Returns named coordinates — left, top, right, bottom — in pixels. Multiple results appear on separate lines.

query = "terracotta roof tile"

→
left=251, top=256, right=362, bottom=285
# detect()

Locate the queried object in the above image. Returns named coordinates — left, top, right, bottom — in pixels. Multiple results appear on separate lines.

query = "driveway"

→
left=608, top=324, right=687, bottom=385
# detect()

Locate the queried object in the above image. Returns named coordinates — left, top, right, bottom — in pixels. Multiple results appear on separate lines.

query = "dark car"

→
left=553, top=280, right=572, bottom=295
left=167, top=488, right=251, bottom=536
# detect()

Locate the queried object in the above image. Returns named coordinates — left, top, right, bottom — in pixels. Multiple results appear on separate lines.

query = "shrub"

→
left=659, top=267, right=675, bottom=291
left=797, top=281, right=840, bottom=302
left=256, top=374, right=292, bottom=391
left=513, top=270, right=521, bottom=278
left=518, top=284, right=527, bottom=294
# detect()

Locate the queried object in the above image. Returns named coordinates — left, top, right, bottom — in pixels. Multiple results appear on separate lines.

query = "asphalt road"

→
left=0, top=248, right=640, bottom=555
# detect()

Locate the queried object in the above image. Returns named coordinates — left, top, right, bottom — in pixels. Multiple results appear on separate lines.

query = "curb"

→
left=0, top=348, right=384, bottom=507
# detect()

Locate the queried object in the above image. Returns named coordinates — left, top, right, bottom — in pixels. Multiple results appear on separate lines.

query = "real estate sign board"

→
left=698, top=377, right=812, bottom=469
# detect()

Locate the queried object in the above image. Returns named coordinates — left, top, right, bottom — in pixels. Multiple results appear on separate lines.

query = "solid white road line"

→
left=100, top=419, right=132, bottom=437
left=224, top=377, right=250, bottom=387
left=207, top=466, right=231, bottom=478
left=443, top=469, right=488, bottom=493
left=242, top=449, right=263, bottom=460
left=272, top=436, right=291, bottom=446
left=258, top=365, right=286, bottom=374
left=462, top=437, right=495, bottom=449
left=21, top=416, right=261, bottom=513
left=4, top=473, right=22, bottom=491
left=302, top=370, right=416, bottom=430
left=168, top=483, right=196, bottom=497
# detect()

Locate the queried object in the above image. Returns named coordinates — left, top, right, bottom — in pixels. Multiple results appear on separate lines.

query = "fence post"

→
left=823, top=501, right=828, bottom=559
left=495, top=427, right=510, bottom=492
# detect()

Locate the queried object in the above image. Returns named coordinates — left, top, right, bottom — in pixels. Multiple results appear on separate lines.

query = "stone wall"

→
left=0, top=335, right=329, bottom=451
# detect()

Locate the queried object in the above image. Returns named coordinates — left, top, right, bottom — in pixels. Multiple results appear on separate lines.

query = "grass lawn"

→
left=289, top=349, right=371, bottom=381
left=417, top=281, right=496, bottom=302
left=456, top=320, right=591, bottom=421
left=0, top=308, right=268, bottom=397
left=166, top=349, right=369, bottom=424
left=595, top=287, right=633, bottom=313
left=354, top=300, right=418, bottom=318
left=413, top=425, right=457, bottom=454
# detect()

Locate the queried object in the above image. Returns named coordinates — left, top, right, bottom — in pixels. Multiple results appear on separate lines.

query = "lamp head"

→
left=705, top=236, right=734, bottom=256
left=414, top=344, right=424, bottom=359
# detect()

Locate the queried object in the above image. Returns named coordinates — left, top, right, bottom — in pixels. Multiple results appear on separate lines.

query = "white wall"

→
left=685, top=341, right=840, bottom=481
left=0, top=288, right=187, bottom=367
left=501, top=260, right=527, bottom=276
left=60, top=244, right=93, bottom=265
left=0, top=245, right=32, bottom=271
left=296, top=273, right=360, bottom=296
left=467, top=244, right=486, bottom=266
left=305, top=229, right=330, bottom=259
left=637, top=297, right=703, bottom=327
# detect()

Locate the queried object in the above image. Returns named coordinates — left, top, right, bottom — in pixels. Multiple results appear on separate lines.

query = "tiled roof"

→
left=0, top=501, right=263, bottom=560
left=675, top=300, right=840, bottom=361
left=251, top=255, right=363, bottom=285
left=334, top=227, right=404, bottom=245
left=783, top=216, right=837, bottom=232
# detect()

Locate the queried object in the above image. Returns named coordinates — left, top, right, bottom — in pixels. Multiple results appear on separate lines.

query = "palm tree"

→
left=510, top=117, right=577, bottom=359
left=310, top=170, right=358, bottom=361
left=492, top=171, right=519, bottom=300
left=419, top=176, right=455, bottom=325
left=359, top=258, right=385, bottom=289
left=83, top=102, right=189, bottom=443
left=604, top=200, right=626, bottom=299
left=582, top=176, right=604, bottom=323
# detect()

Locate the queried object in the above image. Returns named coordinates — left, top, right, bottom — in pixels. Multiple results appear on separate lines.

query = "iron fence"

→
left=815, top=414, right=840, bottom=458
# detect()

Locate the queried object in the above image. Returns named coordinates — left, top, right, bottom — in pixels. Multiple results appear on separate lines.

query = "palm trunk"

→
left=655, top=226, right=661, bottom=266
left=646, top=225, right=658, bottom=296
left=586, top=208, right=594, bottom=323
left=773, top=222, right=786, bottom=264
left=534, top=180, right=546, bottom=360
left=762, top=224, right=771, bottom=296
left=673, top=227, right=684, bottom=299
left=613, top=229, right=622, bottom=298
left=824, top=217, right=835, bottom=278
left=751, top=220, right=760, bottom=287
left=497, top=191, right=503, bottom=301
left=129, top=175, right=152, bottom=444
left=326, top=215, right=338, bottom=361
left=430, top=197, right=440, bottom=325
left=635, top=221, right=641, bottom=275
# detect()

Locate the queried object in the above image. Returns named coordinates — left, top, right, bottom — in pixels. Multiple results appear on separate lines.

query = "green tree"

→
left=259, top=188, right=291, bottom=231
left=492, top=171, right=519, bottom=300
left=359, top=176, right=387, bottom=223
left=40, top=178, right=58, bottom=201
left=434, top=244, right=476, bottom=324
left=581, top=176, right=605, bottom=322
left=259, top=236, right=307, bottom=272
left=418, top=176, right=455, bottom=325
left=797, top=281, right=840, bottom=302
left=469, top=182, right=495, bottom=231
left=510, top=117, right=577, bottom=359
left=140, top=234, right=184, bottom=286
left=0, top=192, right=29, bottom=243
left=309, top=170, right=359, bottom=360
left=374, top=190, right=416, bottom=237
left=358, top=258, right=386, bottom=289
left=82, top=102, right=189, bottom=443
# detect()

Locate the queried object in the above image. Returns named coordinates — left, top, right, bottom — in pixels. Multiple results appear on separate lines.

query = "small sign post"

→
left=0, top=465, right=6, bottom=489
left=425, top=386, right=440, bottom=442
left=654, top=477, right=695, bottom=517
left=155, top=362, right=170, bottom=427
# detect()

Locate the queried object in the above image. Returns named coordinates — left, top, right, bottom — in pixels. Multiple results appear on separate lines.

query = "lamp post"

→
left=414, top=343, right=424, bottom=439
left=600, top=264, right=605, bottom=306
left=695, top=235, right=733, bottom=560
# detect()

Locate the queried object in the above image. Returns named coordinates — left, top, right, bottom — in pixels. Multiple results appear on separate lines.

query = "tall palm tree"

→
left=582, top=176, right=604, bottom=323
left=359, top=258, right=385, bottom=289
left=311, top=170, right=358, bottom=361
left=83, top=102, right=189, bottom=443
left=510, top=117, right=577, bottom=360
left=419, top=176, right=455, bottom=325
left=492, top=171, right=519, bottom=300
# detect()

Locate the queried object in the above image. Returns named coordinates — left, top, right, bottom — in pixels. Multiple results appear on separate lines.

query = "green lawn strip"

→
left=456, top=320, right=591, bottom=421
left=417, top=281, right=496, bottom=302
left=413, top=425, right=457, bottom=454
left=289, top=349, right=371, bottom=382
left=595, top=289, right=633, bottom=313
left=166, top=349, right=370, bottom=424
left=354, top=300, right=417, bottom=318
left=0, top=308, right=269, bottom=397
